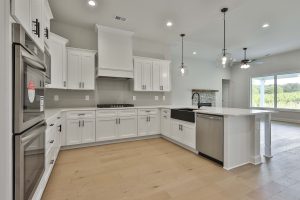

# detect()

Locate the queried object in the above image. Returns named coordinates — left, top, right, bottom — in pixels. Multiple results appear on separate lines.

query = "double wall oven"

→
left=13, top=24, right=47, bottom=200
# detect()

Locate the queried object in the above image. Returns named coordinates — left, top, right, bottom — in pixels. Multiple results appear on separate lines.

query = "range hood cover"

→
left=96, top=25, right=134, bottom=79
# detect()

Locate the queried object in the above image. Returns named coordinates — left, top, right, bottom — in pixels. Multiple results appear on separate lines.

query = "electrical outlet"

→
left=54, top=95, right=59, bottom=101
left=132, top=96, right=136, bottom=101
left=155, top=96, right=159, bottom=101
left=163, top=96, right=166, bottom=101
left=85, top=95, right=90, bottom=101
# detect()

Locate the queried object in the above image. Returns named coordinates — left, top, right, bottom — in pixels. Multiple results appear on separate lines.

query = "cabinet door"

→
left=181, top=124, right=196, bottom=149
left=81, top=54, right=95, bottom=90
left=148, top=115, right=160, bottom=135
left=11, top=0, right=31, bottom=34
left=30, top=0, right=44, bottom=51
left=118, top=116, right=137, bottom=138
left=160, top=62, right=170, bottom=91
left=96, top=117, right=118, bottom=141
left=81, top=119, right=96, bottom=144
left=67, top=51, right=82, bottom=89
left=138, top=116, right=148, bottom=136
left=142, top=61, right=153, bottom=91
left=134, top=60, right=143, bottom=91
left=66, top=119, right=81, bottom=145
left=152, top=62, right=160, bottom=91
left=161, top=115, right=170, bottom=136
left=170, top=120, right=181, bottom=141
left=48, top=39, right=64, bottom=88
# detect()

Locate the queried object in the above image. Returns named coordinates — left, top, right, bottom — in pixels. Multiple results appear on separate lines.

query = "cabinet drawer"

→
left=45, top=147, right=55, bottom=173
left=45, top=124, right=56, bottom=154
left=138, top=109, right=159, bottom=116
left=118, top=109, right=137, bottom=116
left=67, top=111, right=96, bottom=119
left=97, top=110, right=118, bottom=118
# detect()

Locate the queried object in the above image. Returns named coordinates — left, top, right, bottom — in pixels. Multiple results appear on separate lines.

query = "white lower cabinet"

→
left=81, top=119, right=96, bottom=144
left=138, top=109, right=160, bottom=136
left=33, top=113, right=63, bottom=200
left=170, top=119, right=196, bottom=149
left=96, top=109, right=138, bottom=141
left=96, top=117, right=118, bottom=141
left=66, top=119, right=82, bottom=145
left=161, top=109, right=170, bottom=136
left=66, top=111, right=96, bottom=145
left=118, top=116, right=138, bottom=138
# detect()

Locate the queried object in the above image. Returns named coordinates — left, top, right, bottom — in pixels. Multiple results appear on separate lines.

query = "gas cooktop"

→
left=97, top=104, right=135, bottom=108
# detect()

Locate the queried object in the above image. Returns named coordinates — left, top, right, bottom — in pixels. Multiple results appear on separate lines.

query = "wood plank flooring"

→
left=42, top=138, right=300, bottom=200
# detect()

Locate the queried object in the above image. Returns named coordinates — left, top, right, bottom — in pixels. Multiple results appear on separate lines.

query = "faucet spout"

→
left=192, top=92, right=201, bottom=108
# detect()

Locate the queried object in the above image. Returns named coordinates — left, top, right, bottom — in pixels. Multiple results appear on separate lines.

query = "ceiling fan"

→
left=240, top=48, right=264, bottom=69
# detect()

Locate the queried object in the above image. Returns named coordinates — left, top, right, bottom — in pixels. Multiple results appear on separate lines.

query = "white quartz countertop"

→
left=45, top=105, right=273, bottom=120
left=194, top=107, right=274, bottom=116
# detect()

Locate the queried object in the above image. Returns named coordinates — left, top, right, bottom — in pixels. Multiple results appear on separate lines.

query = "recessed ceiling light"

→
left=88, top=0, right=96, bottom=7
left=166, top=21, right=173, bottom=27
left=193, top=51, right=197, bottom=55
left=262, top=23, right=270, bottom=28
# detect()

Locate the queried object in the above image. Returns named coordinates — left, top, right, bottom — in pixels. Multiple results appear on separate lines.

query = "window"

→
left=251, top=76, right=275, bottom=108
left=277, top=73, right=300, bottom=109
left=251, top=73, right=300, bottom=110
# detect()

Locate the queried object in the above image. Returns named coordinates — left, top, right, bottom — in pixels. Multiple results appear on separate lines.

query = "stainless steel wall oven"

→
left=13, top=23, right=46, bottom=200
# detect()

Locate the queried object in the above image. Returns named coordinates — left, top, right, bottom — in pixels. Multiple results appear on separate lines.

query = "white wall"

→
left=170, top=56, right=231, bottom=106
left=50, top=21, right=98, bottom=50
left=0, top=0, right=13, bottom=199
left=230, top=49, right=300, bottom=123
left=47, top=21, right=172, bottom=108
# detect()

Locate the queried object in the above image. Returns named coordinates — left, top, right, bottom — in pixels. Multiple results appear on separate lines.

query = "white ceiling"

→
left=49, top=0, right=300, bottom=61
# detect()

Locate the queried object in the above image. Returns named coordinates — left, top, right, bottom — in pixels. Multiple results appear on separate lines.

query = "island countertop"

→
left=193, top=107, right=274, bottom=116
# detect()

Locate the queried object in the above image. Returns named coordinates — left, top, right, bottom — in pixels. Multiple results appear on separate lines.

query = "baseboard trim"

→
left=61, top=134, right=161, bottom=150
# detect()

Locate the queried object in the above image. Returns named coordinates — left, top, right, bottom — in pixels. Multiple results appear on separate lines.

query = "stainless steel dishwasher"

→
left=196, top=113, right=224, bottom=165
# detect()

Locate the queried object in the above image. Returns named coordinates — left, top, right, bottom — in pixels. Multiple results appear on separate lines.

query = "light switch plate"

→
left=54, top=95, right=59, bottom=101
left=163, top=96, right=166, bottom=101
left=155, top=96, right=159, bottom=101
left=85, top=95, right=90, bottom=101
left=133, top=96, right=136, bottom=101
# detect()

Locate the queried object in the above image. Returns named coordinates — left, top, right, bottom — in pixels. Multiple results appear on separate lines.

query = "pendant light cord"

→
left=181, top=35, right=184, bottom=66
left=223, top=11, right=226, bottom=56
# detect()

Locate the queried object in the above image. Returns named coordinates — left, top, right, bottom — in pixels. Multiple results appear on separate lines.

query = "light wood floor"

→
left=42, top=138, right=300, bottom=200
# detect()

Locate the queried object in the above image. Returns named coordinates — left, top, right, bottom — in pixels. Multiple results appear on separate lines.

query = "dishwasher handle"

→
left=197, top=114, right=223, bottom=120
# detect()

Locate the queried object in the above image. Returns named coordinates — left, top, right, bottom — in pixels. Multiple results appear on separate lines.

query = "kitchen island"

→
left=194, top=107, right=273, bottom=170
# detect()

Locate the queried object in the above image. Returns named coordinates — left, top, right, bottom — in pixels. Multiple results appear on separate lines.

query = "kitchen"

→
left=1, top=0, right=300, bottom=200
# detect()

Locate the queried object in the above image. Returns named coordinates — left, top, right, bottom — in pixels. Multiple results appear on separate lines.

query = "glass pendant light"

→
left=179, top=34, right=188, bottom=76
left=240, top=48, right=251, bottom=69
left=219, top=8, right=232, bottom=68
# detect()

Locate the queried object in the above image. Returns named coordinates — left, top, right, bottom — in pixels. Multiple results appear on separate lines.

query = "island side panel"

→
left=264, top=113, right=272, bottom=158
left=223, top=115, right=255, bottom=170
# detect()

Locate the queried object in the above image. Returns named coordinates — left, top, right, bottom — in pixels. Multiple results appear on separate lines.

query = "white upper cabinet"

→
left=30, top=0, right=44, bottom=50
left=46, top=33, right=68, bottom=89
left=67, top=48, right=96, bottom=90
left=11, top=0, right=31, bottom=35
left=134, top=57, right=171, bottom=92
left=11, top=0, right=53, bottom=51
left=134, top=58, right=153, bottom=91
left=43, top=0, right=53, bottom=44
left=96, top=25, right=134, bottom=78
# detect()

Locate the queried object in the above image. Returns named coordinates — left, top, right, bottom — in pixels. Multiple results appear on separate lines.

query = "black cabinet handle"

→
left=32, top=19, right=40, bottom=38
left=50, top=140, right=54, bottom=144
left=44, top=27, right=49, bottom=39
